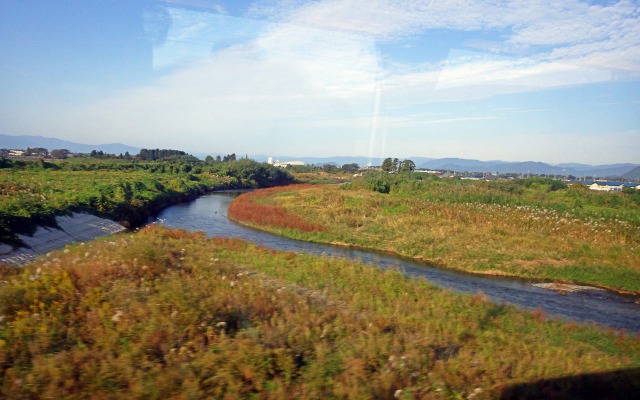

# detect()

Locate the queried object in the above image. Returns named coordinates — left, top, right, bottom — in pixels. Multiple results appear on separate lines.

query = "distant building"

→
left=8, top=149, right=25, bottom=157
left=267, top=156, right=305, bottom=167
left=583, top=181, right=639, bottom=192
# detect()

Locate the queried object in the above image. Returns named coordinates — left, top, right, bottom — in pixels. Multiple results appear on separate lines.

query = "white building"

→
left=587, top=181, right=639, bottom=192
left=267, top=157, right=305, bottom=167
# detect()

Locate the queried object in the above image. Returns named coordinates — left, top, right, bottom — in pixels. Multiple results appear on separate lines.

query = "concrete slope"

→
left=0, top=213, right=125, bottom=266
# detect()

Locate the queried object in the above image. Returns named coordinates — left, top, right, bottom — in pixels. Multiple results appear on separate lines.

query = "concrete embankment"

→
left=0, top=213, right=125, bottom=266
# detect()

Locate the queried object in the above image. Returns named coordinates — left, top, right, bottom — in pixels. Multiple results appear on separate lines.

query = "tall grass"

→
left=228, top=181, right=640, bottom=293
left=1, top=226, right=638, bottom=398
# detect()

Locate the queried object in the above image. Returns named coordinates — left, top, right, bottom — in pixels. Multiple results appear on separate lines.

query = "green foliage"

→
left=286, top=164, right=316, bottom=174
left=210, top=159, right=294, bottom=188
left=138, top=148, right=191, bottom=160
left=398, top=159, right=416, bottom=172
left=321, top=163, right=338, bottom=173
left=231, top=177, right=640, bottom=292
left=380, top=157, right=395, bottom=172
left=0, top=158, right=294, bottom=245
left=365, top=172, right=392, bottom=194
left=1, top=226, right=638, bottom=398
left=340, top=163, right=359, bottom=173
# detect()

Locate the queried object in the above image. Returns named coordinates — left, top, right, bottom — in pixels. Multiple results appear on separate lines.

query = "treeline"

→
left=6, top=146, right=202, bottom=161
left=138, top=148, right=191, bottom=160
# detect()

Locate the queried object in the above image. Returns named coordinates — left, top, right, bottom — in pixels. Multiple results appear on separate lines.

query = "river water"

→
left=156, top=191, right=640, bottom=333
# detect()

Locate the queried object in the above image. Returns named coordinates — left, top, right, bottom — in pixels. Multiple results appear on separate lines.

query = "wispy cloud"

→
left=164, top=0, right=227, bottom=15
left=251, top=0, right=640, bottom=74
left=423, top=116, right=496, bottom=124
left=31, top=0, right=639, bottom=163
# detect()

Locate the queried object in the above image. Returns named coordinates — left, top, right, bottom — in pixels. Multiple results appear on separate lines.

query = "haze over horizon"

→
left=1, top=0, right=639, bottom=165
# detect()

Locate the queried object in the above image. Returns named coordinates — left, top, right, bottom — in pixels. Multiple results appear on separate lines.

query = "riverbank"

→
left=158, top=191, right=640, bottom=332
left=0, top=157, right=294, bottom=249
left=0, top=212, right=126, bottom=266
left=2, top=225, right=639, bottom=398
left=227, top=183, right=640, bottom=294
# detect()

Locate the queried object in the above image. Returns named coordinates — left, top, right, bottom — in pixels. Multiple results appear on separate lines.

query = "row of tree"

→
left=381, top=157, right=416, bottom=172
left=138, top=149, right=189, bottom=160
left=204, top=153, right=237, bottom=163
left=6, top=146, right=255, bottom=165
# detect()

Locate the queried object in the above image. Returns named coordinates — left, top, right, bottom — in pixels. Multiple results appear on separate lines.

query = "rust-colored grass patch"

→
left=228, top=185, right=325, bottom=233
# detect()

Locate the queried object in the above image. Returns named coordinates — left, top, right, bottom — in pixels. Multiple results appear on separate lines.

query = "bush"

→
left=365, top=172, right=391, bottom=194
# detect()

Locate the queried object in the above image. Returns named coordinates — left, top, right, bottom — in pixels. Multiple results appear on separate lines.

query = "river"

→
left=156, top=191, right=640, bottom=333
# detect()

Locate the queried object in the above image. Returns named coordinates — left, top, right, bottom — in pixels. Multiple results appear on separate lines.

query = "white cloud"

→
left=251, top=0, right=640, bottom=73
left=24, top=0, right=638, bottom=163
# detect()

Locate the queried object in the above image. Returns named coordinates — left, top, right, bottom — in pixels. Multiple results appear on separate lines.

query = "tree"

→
left=138, top=148, right=189, bottom=160
left=204, top=155, right=214, bottom=163
left=50, top=149, right=70, bottom=159
left=341, top=163, right=359, bottom=173
left=381, top=157, right=395, bottom=172
left=223, top=153, right=236, bottom=162
left=322, top=164, right=338, bottom=173
left=399, top=159, right=416, bottom=172
left=26, top=147, right=48, bottom=156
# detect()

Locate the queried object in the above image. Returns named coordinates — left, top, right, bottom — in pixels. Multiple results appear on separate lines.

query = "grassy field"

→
left=0, top=158, right=292, bottom=246
left=228, top=177, right=640, bottom=294
left=1, top=225, right=639, bottom=399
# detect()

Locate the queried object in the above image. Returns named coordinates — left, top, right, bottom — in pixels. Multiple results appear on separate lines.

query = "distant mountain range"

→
left=2, top=134, right=638, bottom=179
left=269, top=155, right=639, bottom=178
left=413, top=158, right=639, bottom=178
left=0, top=134, right=140, bottom=156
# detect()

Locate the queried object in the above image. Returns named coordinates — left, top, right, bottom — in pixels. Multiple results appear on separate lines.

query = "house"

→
left=586, top=181, right=633, bottom=192
left=8, top=149, right=25, bottom=157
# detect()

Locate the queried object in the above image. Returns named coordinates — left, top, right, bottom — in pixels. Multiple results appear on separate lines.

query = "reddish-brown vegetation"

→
left=228, top=185, right=325, bottom=233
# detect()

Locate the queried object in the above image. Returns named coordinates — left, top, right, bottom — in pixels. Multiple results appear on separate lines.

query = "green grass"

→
left=228, top=176, right=640, bottom=293
left=0, top=158, right=293, bottom=246
left=1, top=226, right=638, bottom=398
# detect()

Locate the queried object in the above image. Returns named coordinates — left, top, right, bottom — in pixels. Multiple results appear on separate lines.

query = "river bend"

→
left=156, top=191, right=640, bottom=333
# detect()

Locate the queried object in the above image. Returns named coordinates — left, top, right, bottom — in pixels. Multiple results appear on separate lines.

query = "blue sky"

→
left=1, top=0, right=638, bottom=164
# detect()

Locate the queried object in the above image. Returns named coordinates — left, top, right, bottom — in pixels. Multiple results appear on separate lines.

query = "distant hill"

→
left=417, top=159, right=639, bottom=178
left=270, top=155, right=638, bottom=177
left=622, top=166, right=640, bottom=180
left=2, top=134, right=637, bottom=178
left=0, top=134, right=140, bottom=156
left=269, top=156, right=435, bottom=168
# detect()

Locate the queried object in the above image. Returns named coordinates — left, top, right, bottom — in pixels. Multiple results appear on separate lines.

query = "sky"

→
left=0, top=0, right=639, bottom=165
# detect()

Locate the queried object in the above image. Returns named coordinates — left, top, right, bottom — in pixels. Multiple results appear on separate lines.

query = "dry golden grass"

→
left=229, top=184, right=640, bottom=293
